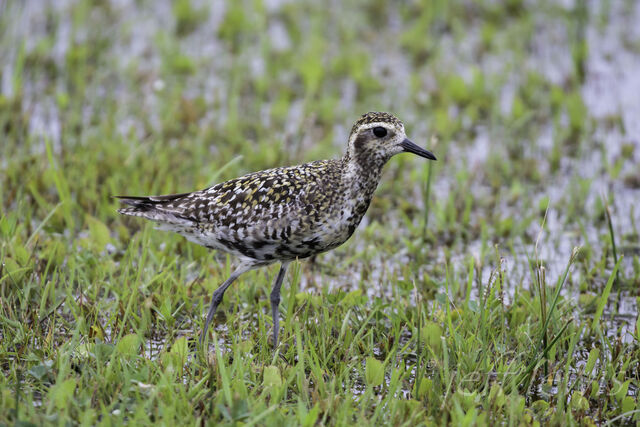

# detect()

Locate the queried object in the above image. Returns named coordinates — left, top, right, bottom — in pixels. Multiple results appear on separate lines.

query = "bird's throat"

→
left=342, top=153, right=385, bottom=207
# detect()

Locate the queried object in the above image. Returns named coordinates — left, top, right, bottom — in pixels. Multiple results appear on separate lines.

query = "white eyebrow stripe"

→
left=357, top=122, right=395, bottom=131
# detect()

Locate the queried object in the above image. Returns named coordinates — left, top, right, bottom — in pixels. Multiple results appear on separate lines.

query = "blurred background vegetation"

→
left=1, top=0, right=639, bottom=424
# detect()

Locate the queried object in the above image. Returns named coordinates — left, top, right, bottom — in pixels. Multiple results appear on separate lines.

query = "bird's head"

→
left=346, top=112, right=436, bottom=166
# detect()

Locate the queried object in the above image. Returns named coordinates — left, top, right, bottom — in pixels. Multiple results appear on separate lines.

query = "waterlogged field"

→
left=1, top=0, right=639, bottom=425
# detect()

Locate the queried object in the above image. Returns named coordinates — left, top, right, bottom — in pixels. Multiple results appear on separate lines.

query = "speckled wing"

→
left=118, top=159, right=347, bottom=262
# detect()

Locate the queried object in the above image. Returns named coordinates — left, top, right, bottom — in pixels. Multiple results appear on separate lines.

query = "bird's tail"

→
left=114, top=193, right=191, bottom=223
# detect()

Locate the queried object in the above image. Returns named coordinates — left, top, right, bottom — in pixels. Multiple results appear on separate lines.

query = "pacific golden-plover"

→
left=117, top=112, right=436, bottom=346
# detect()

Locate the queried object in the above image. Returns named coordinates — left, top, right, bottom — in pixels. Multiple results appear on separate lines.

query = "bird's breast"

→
left=313, top=195, right=372, bottom=247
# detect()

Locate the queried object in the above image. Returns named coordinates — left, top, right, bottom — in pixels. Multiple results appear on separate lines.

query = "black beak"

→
left=400, top=138, right=437, bottom=160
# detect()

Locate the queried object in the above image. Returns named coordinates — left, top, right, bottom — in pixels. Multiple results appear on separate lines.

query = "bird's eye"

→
left=373, top=127, right=387, bottom=138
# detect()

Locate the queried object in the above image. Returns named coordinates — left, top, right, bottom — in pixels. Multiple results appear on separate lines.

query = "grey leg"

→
left=201, top=263, right=253, bottom=344
left=270, top=261, right=290, bottom=347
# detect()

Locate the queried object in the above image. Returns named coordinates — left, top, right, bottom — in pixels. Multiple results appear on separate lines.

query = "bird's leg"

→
left=269, top=261, right=290, bottom=347
left=201, top=263, right=252, bottom=345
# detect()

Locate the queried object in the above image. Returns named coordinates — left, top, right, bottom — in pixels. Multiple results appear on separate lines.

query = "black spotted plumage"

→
left=116, top=112, right=437, bottom=347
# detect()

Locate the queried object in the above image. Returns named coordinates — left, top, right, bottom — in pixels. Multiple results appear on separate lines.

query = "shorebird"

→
left=116, top=112, right=436, bottom=346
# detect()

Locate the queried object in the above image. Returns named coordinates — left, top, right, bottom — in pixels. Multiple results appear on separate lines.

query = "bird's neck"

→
left=341, top=150, right=387, bottom=202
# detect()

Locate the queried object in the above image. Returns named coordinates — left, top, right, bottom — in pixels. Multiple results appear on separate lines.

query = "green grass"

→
left=2, top=0, right=640, bottom=425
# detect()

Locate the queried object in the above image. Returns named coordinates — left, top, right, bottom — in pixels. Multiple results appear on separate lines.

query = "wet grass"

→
left=1, top=0, right=640, bottom=425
